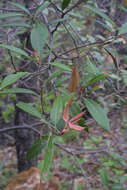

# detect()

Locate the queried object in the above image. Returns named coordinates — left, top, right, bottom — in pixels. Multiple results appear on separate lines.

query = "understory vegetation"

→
left=0, top=0, right=127, bottom=189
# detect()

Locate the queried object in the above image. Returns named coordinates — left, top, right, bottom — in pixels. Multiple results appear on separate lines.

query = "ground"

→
left=0, top=106, right=127, bottom=190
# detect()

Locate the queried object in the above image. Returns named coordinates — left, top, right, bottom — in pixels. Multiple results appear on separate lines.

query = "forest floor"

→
left=0, top=106, right=127, bottom=190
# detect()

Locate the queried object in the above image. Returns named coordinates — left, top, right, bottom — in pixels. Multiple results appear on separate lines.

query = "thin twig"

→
left=57, top=37, right=116, bottom=57
left=0, top=123, right=42, bottom=135
left=42, top=12, right=57, bottom=93
left=67, top=22, right=84, bottom=44
left=7, top=31, right=17, bottom=72
left=51, top=0, right=83, bottom=34
left=73, top=154, right=92, bottom=189
left=8, top=50, right=17, bottom=72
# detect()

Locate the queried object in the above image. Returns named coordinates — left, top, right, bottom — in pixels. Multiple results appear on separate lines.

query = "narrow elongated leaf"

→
left=85, top=5, right=114, bottom=26
left=99, top=168, right=109, bottom=187
left=62, top=0, right=71, bottom=10
left=118, top=23, right=127, bottom=35
left=0, top=44, right=28, bottom=57
left=84, top=98, right=110, bottom=131
left=69, top=66, right=79, bottom=93
left=9, top=2, right=30, bottom=15
left=48, top=17, right=68, bottom=24
left=50, top=95, right=64, bottom=125
left=111, top=184, right=125, bottom=189
left=121, top=69, right=127, bottom=85
left=0, top=13, right=24, bottom=19
left=40, top=134, right=53, bottom=179
left=0, top=88, right=36, bottom=95
left=49, top=62, right=71, bottom=72
left=110, top=152, right=126, bottom=166
left=55, top=75, right=70, bottom=86
left=27, top=136, right=48, bottom=160
left=35, top=1, right=50, bottom=17
left=1, top=23, right=30, bottom=28
left=47, top=70, right=62, bottom=82
left=1, top=72, right=29, bottom=89
left=86, top=73, right=108, bottom=87
left=95, top=20, right=112, bottom=31
left=16, top=101, right=42, bottom=119
left=40, top=118, right=50, bottom=126
left=87, top=58, right=100, bottom=75
left=31, top=23, right=48, bottom=57
left=120, top=6, right=127, bottom=13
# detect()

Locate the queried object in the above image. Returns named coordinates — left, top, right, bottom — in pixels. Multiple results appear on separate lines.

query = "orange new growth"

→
left=62, top=103, right=85, bottom=134
left=61, top=66, right=85, bottom=134
left=33, top=50, right=40, bottom=65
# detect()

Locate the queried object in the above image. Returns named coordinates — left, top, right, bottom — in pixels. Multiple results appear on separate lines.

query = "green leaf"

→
left=50, top=95, right=63, bottom=125
left=0, top=88, right=36, bottom=95
left=31, top=23, right=48, bottom=57
left=9, top=2, right=30, bottom=15
left=62, top=0, right=71, bottom=10
left=84, top=98, right=110, bottom=131
left=111, top=184, right=125, bottom=190
left=0, top=44, right=28, bottom=57
left=48, top=17, right=68, bottom=25
left=40, top=134, right=54, bottom=179
left=95, top=20, right=112, bottom=32
left=55, top=75, right=69, bottom=86
left=120, top=6, right=127, bottom=13
left=40, top=118, right=50, bottom=126
left=118, top=23, right=127, bottom=35
left=50, top=95, right=64, bottom=125
left=99, top=168, right=109, bottom=187
left=110, top=152, right=126, bottom=166
left=47, top=70, right=63, bottom=82
left=27, top=136, right=48, bottom=160
left=37, top=160, right=44, bottom=173
left=109, top=74, right=121, bottom=80
left=1, top=23, right=30, bottom=28
left=85, top=5, right=114, bottom=26
left=34, top=1, right=50, bottom=17
left=0, top=72, right=29, bottom=89
left=121, top=69, right=127, bottom=85
left=87, top=58, right=100, bottom=75
left=16, top=101, right=42, bottom=119
left=86, top=73, right=108, bottom=87
left=0, top=13, right=24, bottom=19
left=49, top=62, right=71, bottom=72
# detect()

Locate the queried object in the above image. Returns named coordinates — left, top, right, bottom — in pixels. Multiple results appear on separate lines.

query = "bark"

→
left=14, top=0, right=38, bottom=172
left=14, top=61, right=38, bottom=172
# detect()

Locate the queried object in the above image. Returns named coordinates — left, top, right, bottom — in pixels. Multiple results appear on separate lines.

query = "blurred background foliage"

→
left=0, top=0, right=127, bottom=189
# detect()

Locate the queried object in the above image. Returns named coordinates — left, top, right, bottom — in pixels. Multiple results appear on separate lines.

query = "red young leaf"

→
left=62, top=103, right=69, bottom=122
left=32, top=50, right=40, bottom=65
left=61, top=65, right=85, bottom=134
left=70, top=111, right=85, bottom=122
left=62, top=106, right=85, bottom=133
left=68, top=122, right=84, bottom=131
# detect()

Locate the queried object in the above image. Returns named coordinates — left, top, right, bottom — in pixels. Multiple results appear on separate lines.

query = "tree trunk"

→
left=14, top=0, right=38, bottom=172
